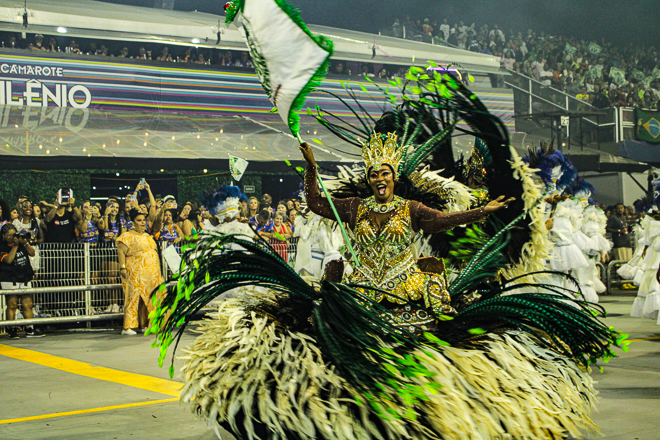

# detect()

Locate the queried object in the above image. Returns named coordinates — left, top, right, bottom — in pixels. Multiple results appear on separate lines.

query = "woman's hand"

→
left=484, top=195, right=516, bottom=214
left=299, top=142, right=316, bottom=166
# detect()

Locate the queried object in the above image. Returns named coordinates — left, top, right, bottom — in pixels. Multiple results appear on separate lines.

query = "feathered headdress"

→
left=199, top=184, right=247, bottom=221
left=463, top=137, right=492, bottom=186
left=363, top=132, right=406, bottom=179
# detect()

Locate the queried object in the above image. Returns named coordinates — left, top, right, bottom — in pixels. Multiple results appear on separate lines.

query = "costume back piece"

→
left=146, top=1, right=628, bottom=438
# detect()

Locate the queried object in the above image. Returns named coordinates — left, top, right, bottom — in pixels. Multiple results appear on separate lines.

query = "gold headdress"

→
left=362, top=132, right=406, bottom=180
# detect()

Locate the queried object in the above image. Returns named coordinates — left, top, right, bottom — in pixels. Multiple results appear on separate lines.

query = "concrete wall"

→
left=582, top=171, right=648, bottom=207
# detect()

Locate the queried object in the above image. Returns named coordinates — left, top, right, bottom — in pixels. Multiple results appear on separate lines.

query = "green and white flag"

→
left=609, top=67, right=627, bottom=85
left=229, top=155, right=249, bottom=181
left=565, top=42, right=577, bottom=55
left=224, top=0, right=333, bottom=137
left=588, top=42, right=602, bottom=55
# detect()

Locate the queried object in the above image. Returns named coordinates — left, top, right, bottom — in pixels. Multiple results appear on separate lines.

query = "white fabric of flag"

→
left=227, top=0, right=333, bottom=136
left=229, top=155, right=249, bottom=181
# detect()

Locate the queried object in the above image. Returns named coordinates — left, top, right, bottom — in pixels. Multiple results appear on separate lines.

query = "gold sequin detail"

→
left=347, top=198, right=454, bottom=317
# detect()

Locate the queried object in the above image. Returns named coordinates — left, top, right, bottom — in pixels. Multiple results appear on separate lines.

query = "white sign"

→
left=0, top=80, right=92, bottom=108
left=244, top=185, right=255, bottom=193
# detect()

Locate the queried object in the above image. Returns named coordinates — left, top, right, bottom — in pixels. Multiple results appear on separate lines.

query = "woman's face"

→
left=294, top=200, right=301, bottom=210
left=21, top=201, right=33, bottom=217
left=133, top=215, right=146, bottom=231
left=139, top=204, right=148, bottom=215
left=182, top=204, right=191, bottom=215
left=286, top=200, right=294, bottom=210
left=241, top=200, right=248, bottom=210
left=368, top=166, right=395, bottom=203
left=33, top=205, right=41, bottom=218
left=2, top=227, right=17, bottom=244
left=10, top=209, right=18, bottom=220
left=249, top=199, right=258, bottom=211
left=164, top=211, right=172, bottom=224
left=288, top=210, right=297, bottom=223
left=277, top=204, right=287, bottom=214
left=82, top=202, right=90, bottom=215
left=273, top=214, right=283, bottom=227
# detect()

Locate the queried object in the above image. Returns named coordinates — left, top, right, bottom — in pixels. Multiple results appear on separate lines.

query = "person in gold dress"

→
left=300, top=136, right=513, bottom=331
left=116, top=209, right=164, bottom=335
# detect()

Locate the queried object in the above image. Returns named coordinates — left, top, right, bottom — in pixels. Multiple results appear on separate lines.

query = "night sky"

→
left=105, top=0, right=659, bottom=47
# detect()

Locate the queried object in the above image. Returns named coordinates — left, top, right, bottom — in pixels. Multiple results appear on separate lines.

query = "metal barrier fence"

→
left=1, top=235, right=301, bottom=329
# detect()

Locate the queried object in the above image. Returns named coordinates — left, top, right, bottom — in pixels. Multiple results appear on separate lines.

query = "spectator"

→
left=239, top=199, right=249, bottom=218
left=245, top=196, right=259, bottom=224
left=42, top=191, right=81, bottom=243
left=28, top=34, right=47, bottom=51
left=196, top=53, right=206, bottom=64
left=78, top=200, right=104, bottom=243
left=13, top=200, right=44, bottom=245
left=377, top=67, right=389, bottom=79
left=47, top=36, right=59, bottom=52
left=333, top=62, right=345, bottom=75
left=254, top=209, right=274, bottom=237
left=287, top=209, right=297, bottom=232
left=99, top=45, right=108, bottom=56
left=182, top=209, right=203, bottom=239
left=221, top=51, right=234, bottom=67
left=137, top=47, right=151, bottom=60
left=293, top=199, right=301, bottom=211
left=269, top=212, right=293, bottom=261
left=157, top=47, right=172, bottom=62
left=117, top=47, right=130, bottom=58
left=181, top=48, right=193, bottom=63
left=9, top=208, right=19, bottom=222
left=0, top=223, right=43, bottom=339
left=606, top=203, right=632, bottom=261
left=116, top=209, right=165, bottom=336
left=261, top=193, right=273, bottom=211
left=286, top=199, right=294, bottom=211
left=392, top=18, right=402, bottom=38
left=1, top=206, right=13, bottom=224
left=87, top=42, right=98, bottom=56
left=159, top=209, right=183, bottom=245
left=32, top=203, right=43, bottom=221
left=276, top=202, right=288, bottom=218
left=234, top=52, right=253, bottom=68
left=439, top=19, right=450, bottom=41
left=360, top=64, right=375, bottom=78
left=101, top=198, right=123, bottom=243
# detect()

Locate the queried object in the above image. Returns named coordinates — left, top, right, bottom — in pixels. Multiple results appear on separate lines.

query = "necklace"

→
left=365, top=195, right=402, bottom=214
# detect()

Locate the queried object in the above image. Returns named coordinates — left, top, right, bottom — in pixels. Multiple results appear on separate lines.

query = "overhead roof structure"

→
left=0, top=0, right=502, bottom=73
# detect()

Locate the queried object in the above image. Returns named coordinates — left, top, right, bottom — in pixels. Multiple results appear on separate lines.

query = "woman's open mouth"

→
left=377, top=184, right=386, bottom=195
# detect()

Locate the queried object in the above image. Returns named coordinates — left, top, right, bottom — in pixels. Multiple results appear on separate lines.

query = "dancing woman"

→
left=148, top=68, right=626, bottom=440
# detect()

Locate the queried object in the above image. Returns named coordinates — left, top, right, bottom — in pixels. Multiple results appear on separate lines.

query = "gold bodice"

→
left=346, top=196, right=453, bottom=332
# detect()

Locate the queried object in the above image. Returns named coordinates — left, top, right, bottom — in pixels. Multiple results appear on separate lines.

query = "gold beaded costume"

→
left=305, top=162, right=487, bottom=331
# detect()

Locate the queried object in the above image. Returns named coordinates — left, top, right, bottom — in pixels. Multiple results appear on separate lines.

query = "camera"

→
left=17, top=230, right=32, bottom=240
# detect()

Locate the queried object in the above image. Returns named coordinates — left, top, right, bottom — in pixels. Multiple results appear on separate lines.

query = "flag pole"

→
left=296, top=134, right=360, bottom=267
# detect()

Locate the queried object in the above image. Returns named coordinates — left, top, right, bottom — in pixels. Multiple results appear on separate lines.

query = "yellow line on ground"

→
left=0, top=398, right=178, bottom=425
left=0, top=344, right=181, bottom=397
left=628, top=336, right=660, bottom=342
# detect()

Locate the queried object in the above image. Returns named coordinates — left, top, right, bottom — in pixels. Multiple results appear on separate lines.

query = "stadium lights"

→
left=191, top=38, right=201, bottom=44
left=57, top=27, right=67, bottom=34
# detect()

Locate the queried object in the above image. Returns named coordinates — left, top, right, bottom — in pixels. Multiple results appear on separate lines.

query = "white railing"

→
left=0, top=235, right=301, bottom=329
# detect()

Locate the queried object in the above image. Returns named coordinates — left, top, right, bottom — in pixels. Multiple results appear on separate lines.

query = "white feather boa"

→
left=179, top=295, right=598, bottom=440
left=500, top=148, right=552, bottom=280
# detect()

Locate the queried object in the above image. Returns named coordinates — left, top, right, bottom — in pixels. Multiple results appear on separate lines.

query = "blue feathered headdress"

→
left=200, top=184, right=247, bottom=217
left=522, top=147, right=566, bottom=187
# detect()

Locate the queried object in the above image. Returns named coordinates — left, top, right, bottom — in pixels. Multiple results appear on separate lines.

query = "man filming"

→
left=0, top=223, right=43, bottom=339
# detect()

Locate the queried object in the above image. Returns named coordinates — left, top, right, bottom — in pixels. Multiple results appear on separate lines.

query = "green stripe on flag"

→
left=272, top=0, right=334, bottom=135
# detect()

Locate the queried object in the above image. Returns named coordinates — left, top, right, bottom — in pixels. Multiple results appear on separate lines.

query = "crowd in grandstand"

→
left=387, top=17, right=660, bottom=110
left=1, top=32, right=254, bottom=68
